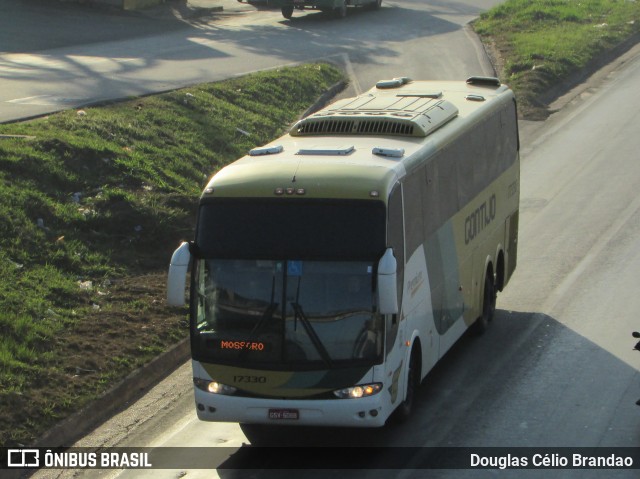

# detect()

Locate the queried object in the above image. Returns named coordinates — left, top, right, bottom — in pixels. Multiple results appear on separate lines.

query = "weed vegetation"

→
left=0, top=63, right=344, bottom=447
left=472, top=0, right=640, bottom=118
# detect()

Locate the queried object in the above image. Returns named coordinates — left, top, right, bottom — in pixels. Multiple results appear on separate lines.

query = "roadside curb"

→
left=541, top=32, right=640, bottom=112
left=34, top=338, right=190, bottom=449
left=518, top=35, right=640, bottom=145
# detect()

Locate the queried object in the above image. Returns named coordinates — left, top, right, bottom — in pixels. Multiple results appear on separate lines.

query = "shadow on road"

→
left=206, top=309, right=640, bottom=476
left=0, top=0, right=196, bottom=53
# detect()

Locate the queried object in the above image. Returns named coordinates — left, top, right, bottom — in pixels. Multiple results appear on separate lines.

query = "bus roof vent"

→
left=397, top=92, right=442, bottom=99
left=466, top=76, right=501, bottom=87
left=297, top=145, right=355, bottom=156
left=249, top=145, right=284, bottom=156
left=372, top=147, right=405, bottom=158
left=291, top=99, right=458, bottom=138
left=376, top=77, right=412, bottom=89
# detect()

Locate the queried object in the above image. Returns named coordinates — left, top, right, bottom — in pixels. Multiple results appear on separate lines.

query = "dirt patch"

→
left=479, top=38, right=549, bottom=120
left=0, top=272, right=188, bottom=447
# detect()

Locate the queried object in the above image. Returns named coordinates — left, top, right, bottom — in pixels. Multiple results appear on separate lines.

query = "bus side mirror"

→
left=167, top=241, right=192, bottom=307
left=377, top=248, right=399, bottom=315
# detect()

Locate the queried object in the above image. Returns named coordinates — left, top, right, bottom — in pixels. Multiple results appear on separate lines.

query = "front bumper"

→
left=194, top=387, right=388, bottom=427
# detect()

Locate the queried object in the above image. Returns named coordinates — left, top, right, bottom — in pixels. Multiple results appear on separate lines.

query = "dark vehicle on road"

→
left=239, top=0, right=382, bottom=19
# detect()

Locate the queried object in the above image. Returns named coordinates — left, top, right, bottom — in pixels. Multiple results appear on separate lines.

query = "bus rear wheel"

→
left=281, top=6, right=294, bottom=18
left=471, top=270, right=496, bottom=335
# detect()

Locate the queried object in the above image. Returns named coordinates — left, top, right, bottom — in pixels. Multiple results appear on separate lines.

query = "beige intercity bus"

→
left=167, top=76, right=520, bottom=428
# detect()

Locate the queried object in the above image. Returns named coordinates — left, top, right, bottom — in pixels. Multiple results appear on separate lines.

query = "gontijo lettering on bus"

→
left=465, top=194, right=497, bottom=245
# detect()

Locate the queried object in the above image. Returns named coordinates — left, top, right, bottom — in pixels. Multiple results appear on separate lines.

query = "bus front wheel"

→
left=281, top=6, right=294, bottom=18
left=396, top=346, right=421, bottom=422
left=471, top=270, right=496, bottom=335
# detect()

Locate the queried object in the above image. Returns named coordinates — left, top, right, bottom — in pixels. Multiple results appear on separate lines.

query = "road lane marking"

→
left=7, top=95, right=88, bottom=106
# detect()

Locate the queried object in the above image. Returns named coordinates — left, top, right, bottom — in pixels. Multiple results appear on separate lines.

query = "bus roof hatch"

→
left=291, top=95, right=458, bottom=138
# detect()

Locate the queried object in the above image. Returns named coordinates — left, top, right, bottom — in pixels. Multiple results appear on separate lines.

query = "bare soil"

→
left=1, top=272, right=187, bottom=447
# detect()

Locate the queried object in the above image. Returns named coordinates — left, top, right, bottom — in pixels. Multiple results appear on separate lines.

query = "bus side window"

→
left=404, top=166, right=426, bottom=257
left=386, top=184, right=404, bottom=353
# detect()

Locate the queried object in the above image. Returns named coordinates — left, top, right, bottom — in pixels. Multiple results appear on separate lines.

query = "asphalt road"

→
left=7, top=1, right=640, bottom=478
left=0, top=0, right=190, bottom=53
left=0, top=0, right=497, bottom=122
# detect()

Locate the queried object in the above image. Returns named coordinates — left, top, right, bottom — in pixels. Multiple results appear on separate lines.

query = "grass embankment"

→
left=472, top=0, right=640, bottom=119
left=0, top=64, right=344, bottom=447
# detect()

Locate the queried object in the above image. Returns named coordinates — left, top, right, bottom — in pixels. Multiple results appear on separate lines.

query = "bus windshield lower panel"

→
left=193, top=259, right=383, bottom=370
left=194, top=198, right=386, bottom=261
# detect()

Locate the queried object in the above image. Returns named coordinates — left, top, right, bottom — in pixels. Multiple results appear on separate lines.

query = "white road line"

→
left=7, top=95, right=88, bottom=106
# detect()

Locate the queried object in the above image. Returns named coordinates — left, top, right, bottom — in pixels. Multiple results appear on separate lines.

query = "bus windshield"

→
left=193, top=259, right=383, bottom=369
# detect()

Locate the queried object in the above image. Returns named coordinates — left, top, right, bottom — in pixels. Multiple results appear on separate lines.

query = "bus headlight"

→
left=333, top=383, right=382, bottom=399
left=194, top=378, right=237, bottom=395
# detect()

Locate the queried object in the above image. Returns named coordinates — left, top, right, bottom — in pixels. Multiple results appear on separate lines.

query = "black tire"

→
left=373, top=0, right=382, bottom=9
left=334, top=0, right=347, bottom=18
left=471, top=271, right=496, bottom=335
left=281, top=5, right=294, bottom=18
left=396, top=348, right=420, bottom=422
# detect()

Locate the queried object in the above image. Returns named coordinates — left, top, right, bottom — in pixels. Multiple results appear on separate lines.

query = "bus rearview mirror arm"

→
left=167, top=241, right=192, bottom=307
left=378, top=248, right=399, bottom=315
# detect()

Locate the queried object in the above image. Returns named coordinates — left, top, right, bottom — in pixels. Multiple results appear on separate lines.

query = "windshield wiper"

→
left=290, top=301, right=332, bottom=368
left=238, top=275, right=279, bottom=362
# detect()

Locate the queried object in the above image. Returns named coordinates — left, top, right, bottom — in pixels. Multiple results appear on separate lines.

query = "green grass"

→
left=472, top=0, right=640, bottom=118
left=0, top=63, right=345, bottom=447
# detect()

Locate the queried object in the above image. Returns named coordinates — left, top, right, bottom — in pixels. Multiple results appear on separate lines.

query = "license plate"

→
left=268, top=408, right=299, bottom=420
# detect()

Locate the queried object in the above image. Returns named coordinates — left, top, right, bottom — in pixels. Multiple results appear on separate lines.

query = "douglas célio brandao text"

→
left=470, top=453, right=634, bottom=469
